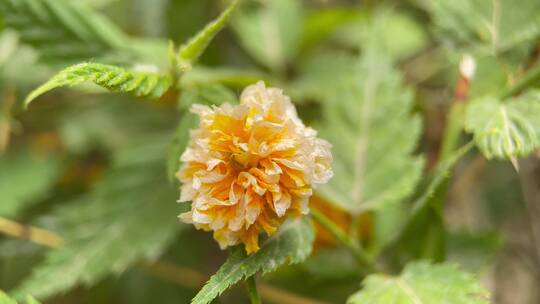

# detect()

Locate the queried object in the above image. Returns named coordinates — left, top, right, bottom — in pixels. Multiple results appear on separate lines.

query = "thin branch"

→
left=0, top=217, right=63, bottom=248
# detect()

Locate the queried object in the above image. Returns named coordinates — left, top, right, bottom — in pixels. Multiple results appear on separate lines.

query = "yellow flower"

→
left=177, top=81, right=332, bottom=254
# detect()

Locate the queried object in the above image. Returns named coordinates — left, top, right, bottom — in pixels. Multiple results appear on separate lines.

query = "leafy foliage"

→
left=13, top=156, right=184, bottom=299
left=330, top=8, right=427, bottom=60
left=425, top=0, right=540, bottom=98
left=347, top=262, right=489, bottom=304
left=25, top=63, right=173, bottom=107
left=0, top=149, right=59, bottom=217
left=0, top=0, right=129, bottom=63
left=178, top=0, right=239, bottom=64
left=233, top=0, right=303, bottom=71
left=358, top=263, right=486, bottom=302
left=316, top=39, right=424, bottom=213
left=465, top=91, right=540, bottom=159
left=191, top=218, right=314, bottom=304
left=0, top=291, right=39, bottom=304
left=426, top=0, right=540, bottom=54
left=2, top=0, right=540, bottom=302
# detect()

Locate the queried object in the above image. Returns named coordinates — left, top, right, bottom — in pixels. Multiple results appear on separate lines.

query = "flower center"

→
left=231, top=151, right=250, bottom=170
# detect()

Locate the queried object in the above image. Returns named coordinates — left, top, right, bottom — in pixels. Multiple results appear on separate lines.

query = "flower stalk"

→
left=246, top=276, right=262, bottom=304
left=310, top=209, right=378, bottom=273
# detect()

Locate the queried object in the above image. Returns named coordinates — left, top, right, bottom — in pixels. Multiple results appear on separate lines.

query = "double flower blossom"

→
left=177, top=81, right=333, bottom=253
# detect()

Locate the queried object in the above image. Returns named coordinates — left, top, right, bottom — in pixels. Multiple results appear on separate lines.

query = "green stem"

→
left=500, top=60, right=540, bottom=99
left=246, top=275, right=262, bottom=304
left=438, top=102, right=466, bottom=161
left=349, top=214, right=361, bottom=248
left=310, top=209, right=378, bottom=273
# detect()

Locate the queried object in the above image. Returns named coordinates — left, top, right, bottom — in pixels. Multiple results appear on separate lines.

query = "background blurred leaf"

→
left=167, top=111, right=198, bottom=182
left=465, top=91, right=540, bottom=159
left=191, top=218, right=314, bottom=304
left=347, top=262, right=489, bottom=304
left=447, top=231, right=502, bottom=273
left=425, top=0, right=540, bottom=55
left=178, top=83, right=236, bottom=111
left=300, top=7, right=362, bottom=52
left=233, top=0, right=303, bottom=72
left=0, top=31, right=18, bottom=67
left=0, top=148, right=59, bottom=217
left=181, top=66, right=272, bottom=89
left=25, top=63, right=173, bottom=107
left=58, top=99, right=175, bottom=154
left=289, top=52, right=356, bottom=103
left=78, top=0, right=120, bottom=9
left=316, top=37, right=424, bottom=213
left=129, top=0, right=168, bottom=37
left=333, top=8, right=427, bottom=60
left=303, top=248, right=358, bottom=280
left=0, top=291, right=40, bottom=304
left=0, top=31, right=51, bottom=87
left=0, top=0, right=131, bottom=64
left=13, top=155, right=185, bottom=299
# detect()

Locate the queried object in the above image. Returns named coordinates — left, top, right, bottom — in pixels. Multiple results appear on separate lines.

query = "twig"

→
left=0, top=217, right=328, bottom=304
left=0, top=217, right=63, bottom=248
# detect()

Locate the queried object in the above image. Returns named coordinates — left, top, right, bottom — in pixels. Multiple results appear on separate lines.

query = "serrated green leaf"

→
left=178, top=0, right=239, bottom=64
left=347, top=262, right=489, bottom=304
left=465, top=91, right=540, bottom=159
left=191, top=218, right=314, bottom=304
left=13, top=155, right=184, bottom=299
left=233, top=0, right=303, bottom=71
left=0, top=291, right=40, bottom=304
left=0, top=0, right=129, bottom=63
left=25, top=63, right=173, bottom=107
left=316, top=39, right=424, bottom=213
left=0, top=148, right=60, bottom=217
